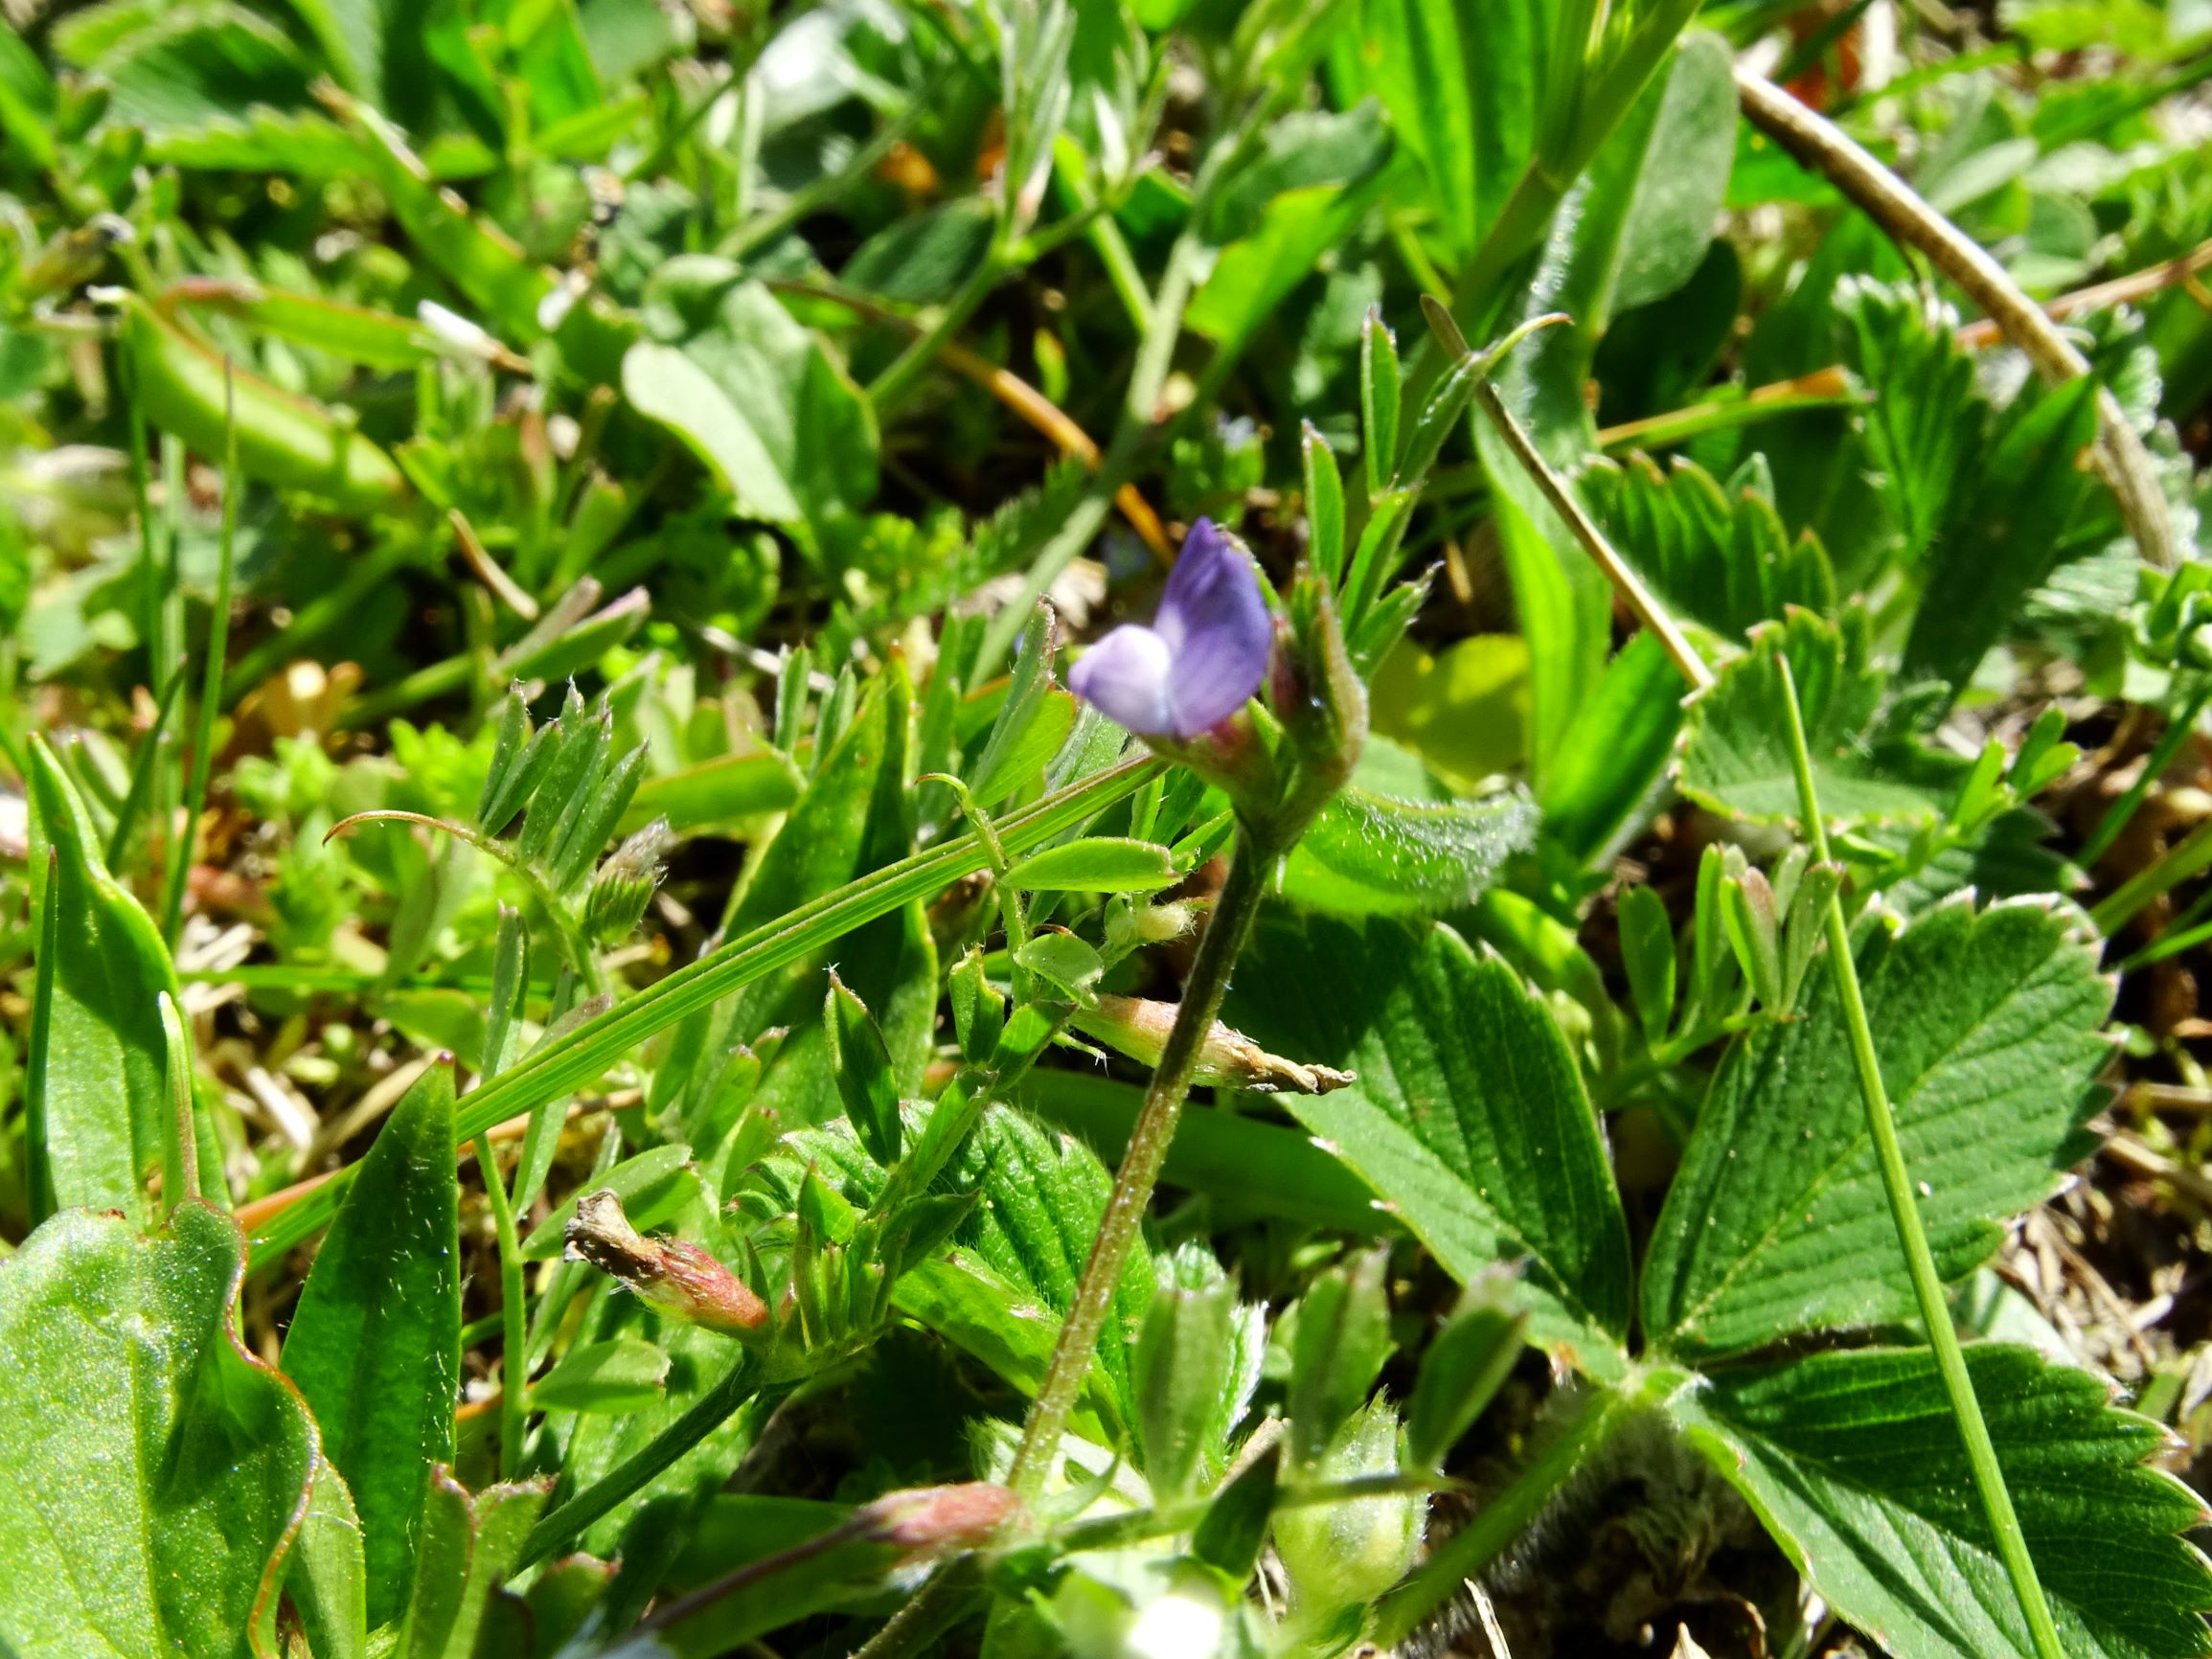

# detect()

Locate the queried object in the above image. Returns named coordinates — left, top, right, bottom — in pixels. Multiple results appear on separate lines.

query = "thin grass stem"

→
left=1776, top=654, right=2068, bottom=1659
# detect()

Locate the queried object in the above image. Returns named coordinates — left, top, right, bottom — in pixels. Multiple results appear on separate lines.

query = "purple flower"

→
left=1068, top=519, right=1272, bottom=739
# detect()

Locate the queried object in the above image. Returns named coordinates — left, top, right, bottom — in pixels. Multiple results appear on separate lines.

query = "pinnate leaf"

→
left=1643, top=896, right=2111, bottom=1360
left=1670, top=1344, right=2212, bottom=1659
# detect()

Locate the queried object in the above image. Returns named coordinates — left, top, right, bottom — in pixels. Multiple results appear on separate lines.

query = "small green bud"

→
left=584, top=818, right=667, bottom=942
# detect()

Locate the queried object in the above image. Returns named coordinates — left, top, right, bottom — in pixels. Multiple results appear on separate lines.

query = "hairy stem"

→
left=1776, top=656, right=2068, bottom=1659
left=1735, top=66, right=2175, bottom=572
left=1370, top=1376, right=1657, bottom=1647
left=1007, top=824, right=1273, bottom=1500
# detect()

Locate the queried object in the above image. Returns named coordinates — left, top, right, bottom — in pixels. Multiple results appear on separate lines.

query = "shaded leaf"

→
left=1680, top=608, right=1963, bottom=828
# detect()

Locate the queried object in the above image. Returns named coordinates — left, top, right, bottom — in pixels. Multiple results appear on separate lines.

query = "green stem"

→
left=1006, top=823, right=1274, bottom=1501
left=1370, top=1377, right=1653, bottom=1648
left=868, top=250, right=1011, bottom=419
left=475, top=1134, right=530, bottom=1479
left=2091, top=814, right=2212, bottom=936
left=516, top=1358, right=771, bottom=1570
left=164, top=363, right=238, bottom=944
left=1775, top=656, right=2068, bottom=1659
left=2080, top=678, right=2210, bottom=869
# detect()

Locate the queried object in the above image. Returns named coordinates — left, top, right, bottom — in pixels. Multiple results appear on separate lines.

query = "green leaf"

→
left=1014, top=931, right=1106, bottom=1006
left=1189, top=104, right=1394, bottom=352
left=1903, top=375, right=2101, bottom=697
left=1280, top=784, right=1539, bottom=916
left=1670, top=1345, right=2212, bottom=1659
left=1231, top=918, right=1632, bottom=1374
left=1537, top=630, right=1686, bottom=861
left=533, top=1338, right=673, bottom=1414
left=286, top=1461, right=368, bottom=1659
left=1360, top=308, right=1401, bottom=499
left=969, top=604, right=1075, bottom=810
left=1327, top=0, right=1540, bottom=266
left=1618, top=883, right=1676, bottom=1046
left=1642, top=896, right=2111, bottom=1361
left=1131, top=1249, right=1246, bottom=1503
left=1585, top=450, right=1836, bottom=641
left=1680, top=608, right=1963, bottom=829
left=281, top=1058, right=462, bottom=1625
left=0, top=1203, right=319, bottom=1659
left=25, top=734, right=183, bottom=1228
left=953, top=1107, right=1156, bottom=1433
left=1004, top=836, right=1177, bottom=893
left=1835, top=276, right=1985, bottom=569
left=826, top=972, right=903, bottom=1169
left=624, top=262, right=877, bottom=541
left=395, top=1470, right=552, bottom=1659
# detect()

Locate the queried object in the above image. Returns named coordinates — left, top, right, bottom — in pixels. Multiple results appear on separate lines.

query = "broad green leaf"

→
left=1004, top=836, right=1176, bottom=892
left=533, top=1338, right=673, bottom=1414
left=58, top=2, right=314, bottom=136
left=395, top=1470, right=552, bottom=1659
left=25, top=734, right=182, bottom=1227
left=1643, top=896, right=2111, bottom=1360
left=1670, top=1345, right=2212, bottom=1659
left=1679, top=608, right=1963, bottom=828
left=1585, top=450, right=1836, bottom=641
left=0, top=1203, right=319, bottom=1659
left=1231, top=918, right=1631, bottom=1375
left=1280, top=784, right=1539, bottom=916
left=624, top=261, right=877, bottom=541
left=281, top=1058, right=462, bottom=1625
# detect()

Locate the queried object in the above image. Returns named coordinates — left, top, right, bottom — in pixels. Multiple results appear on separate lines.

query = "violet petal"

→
left=1067, top=624, right=1177, bottom=737
left=1157, top=519, right=1271, bottom=739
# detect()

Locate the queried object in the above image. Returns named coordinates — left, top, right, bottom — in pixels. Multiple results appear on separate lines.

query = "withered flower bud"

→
left=564, top=1188, right=766, bottom=1335
left=857, top=1483, right=1020, bottom=1557
left=1072, top=991, right=1356, bottom=1095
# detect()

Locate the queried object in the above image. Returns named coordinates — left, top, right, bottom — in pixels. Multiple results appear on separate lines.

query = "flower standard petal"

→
left=1068, top=624, right=1177, bottom=736
left=1157, top=519, right=1272, bottom=739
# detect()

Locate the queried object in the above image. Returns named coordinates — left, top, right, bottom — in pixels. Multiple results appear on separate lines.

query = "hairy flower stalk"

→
left=1009, top=526, right=1365, bottom=1503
